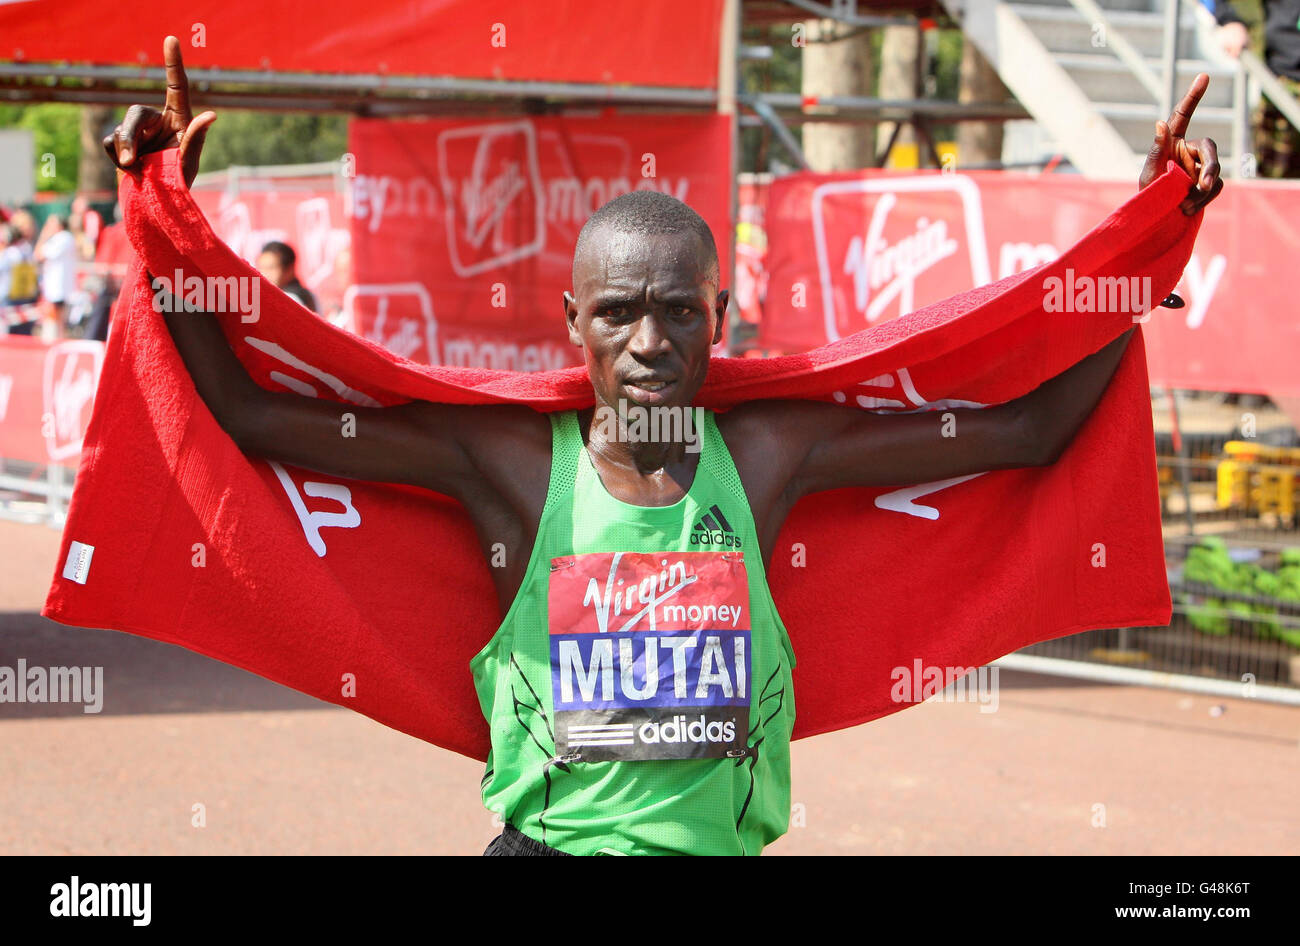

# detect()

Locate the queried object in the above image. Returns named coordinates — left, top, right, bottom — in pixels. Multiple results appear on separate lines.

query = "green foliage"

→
left=1182, top=537, right=1300, bottom=646
left=0, top=103, right=80, bottom=192
left=934, top=29, right=963, bottom=103
left=0, top=104, right=349, bottom=190
left=930, top=30, right=964, bottom=143
left=196, top=111, right=350, bottom=173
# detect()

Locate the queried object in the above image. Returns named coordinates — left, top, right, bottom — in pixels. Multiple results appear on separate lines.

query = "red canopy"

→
left=0, top=0, right=724, bottom=89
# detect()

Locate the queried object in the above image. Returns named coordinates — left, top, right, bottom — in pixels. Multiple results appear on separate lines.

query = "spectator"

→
left=0, top=224, right=17, bottom=305
left=9, top=209, right=36, bottom=245
left=256, top=240, right=317, bottom=313
left=83, top=204, right=132, bottom=342
left=1215, top=0, right=1300, bottom=177
left=1, top=218, right=40, bottom=335
left=34, top=214, right=79, bottom=332
left=1, top=223, right=38, bottom=306
left=69, top=195, right=102, bottom=261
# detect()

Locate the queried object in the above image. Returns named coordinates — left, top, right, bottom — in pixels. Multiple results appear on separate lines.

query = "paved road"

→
left=2, top=519, right=1296, bottom=855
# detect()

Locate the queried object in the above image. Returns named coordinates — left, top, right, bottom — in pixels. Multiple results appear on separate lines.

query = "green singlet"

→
left=470, top=408, right=797, bottom=855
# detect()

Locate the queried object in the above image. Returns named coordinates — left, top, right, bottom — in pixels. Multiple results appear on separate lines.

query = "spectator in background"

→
left=1214, top=0, right=1300, bottom=177
left=9, top=209, right=36, bottom=246
left=2, top=218, right=41, bottom=335
left=256, top=241, right=317, bottom=313
left=34, top=214, right=79, bottom=332
left=84, top=203, right=131, bottom=342
left=69, top=195, right=102, bottom=260
left=1, top=223, right=39, bottom=307
left=0, top=224, right=19, bottom=305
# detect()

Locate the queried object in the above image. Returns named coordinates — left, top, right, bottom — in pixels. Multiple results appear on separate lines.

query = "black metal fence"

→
left=1022, top=392, right=1300, bottom=694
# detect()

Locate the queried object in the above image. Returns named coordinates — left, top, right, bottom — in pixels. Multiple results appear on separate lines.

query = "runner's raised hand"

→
left=102, top=35, right=216, bottom=189
left=1139, top=73, right=1224, bottom=215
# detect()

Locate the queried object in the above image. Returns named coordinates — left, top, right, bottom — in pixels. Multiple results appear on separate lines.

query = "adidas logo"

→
left=689, top=504, right=743, bottom=548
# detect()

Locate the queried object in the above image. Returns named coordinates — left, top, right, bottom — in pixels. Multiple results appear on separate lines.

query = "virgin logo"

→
left=337, top=284, right=438, bottom=364
left=550, top=551, right=749, bottom=637
left=42, top=341, right=103, bottom=461
left=459, top=160, right=526, bottom=250
left=811, top=176, right=991, bottom=342
left=436, top=121, right=545, bottom=276
left=844, top=192, right=959, bottom=323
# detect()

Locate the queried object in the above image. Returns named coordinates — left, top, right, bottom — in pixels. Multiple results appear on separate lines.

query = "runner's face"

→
left=565, top=228, right=726, bottom=414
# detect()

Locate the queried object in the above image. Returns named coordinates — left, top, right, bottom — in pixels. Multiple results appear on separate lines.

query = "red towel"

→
left=43, top=150, right=1196, bottom=761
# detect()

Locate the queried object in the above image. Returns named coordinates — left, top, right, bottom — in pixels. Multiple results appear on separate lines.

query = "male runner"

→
left=104, top=37, right=1223, bottom=856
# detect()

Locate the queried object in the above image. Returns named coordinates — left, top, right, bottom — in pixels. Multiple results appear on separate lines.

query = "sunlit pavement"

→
left=2, top=518, right=1295, bottom=855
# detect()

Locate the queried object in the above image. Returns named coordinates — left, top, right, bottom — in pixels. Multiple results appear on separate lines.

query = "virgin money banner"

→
left=0, top=336, right=104, bottom=466
left=761, top=171, right=1300, bottom=397
left=191, top=178, right=351, bottom=317
left=346, top=114, right=732, bottom=370
left=0, top=0, right=722, bottom=89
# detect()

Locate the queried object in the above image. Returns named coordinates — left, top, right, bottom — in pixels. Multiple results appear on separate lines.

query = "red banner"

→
left=191, top=177, right=351, bottom=317
left=0, top=0, right=722, bottom=89
left=0, top=336, right=103, bottom=465
left=346, top=113, right=733, bottom=369
left=759, top=170, right=1300, bottom=397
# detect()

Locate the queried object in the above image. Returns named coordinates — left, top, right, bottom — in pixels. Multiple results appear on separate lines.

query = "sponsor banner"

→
left=0, top=0, right=723, bottom=89
left=191, top=179, right=351, bottom=318
left=0, top=336, right=103, bottom=466
left=347, top=113, right=732, bottom=369
left=760, top=170, right=1300, bottom=397
left=548, top=550, right=750, bottom=760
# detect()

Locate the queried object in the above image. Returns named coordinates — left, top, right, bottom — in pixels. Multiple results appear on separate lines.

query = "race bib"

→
left=548, top=550, right=751, bottom=761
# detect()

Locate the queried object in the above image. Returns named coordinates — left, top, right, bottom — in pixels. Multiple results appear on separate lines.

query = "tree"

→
left=801, top=18, right=877, bottom=171
left=956, top=40, right=1010, bottom=168
left=196, top=111, right=350, bottom=174
left=0, top=103, right=80, bottom=193
left=79, top=106, right=118, bottom=193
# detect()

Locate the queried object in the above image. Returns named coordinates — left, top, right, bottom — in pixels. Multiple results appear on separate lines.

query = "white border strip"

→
left=993, top=653, right=1300, bottom=705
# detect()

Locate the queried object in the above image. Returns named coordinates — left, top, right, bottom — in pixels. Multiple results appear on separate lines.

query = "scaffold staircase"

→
left=940, top=0, right=1292, bottom=178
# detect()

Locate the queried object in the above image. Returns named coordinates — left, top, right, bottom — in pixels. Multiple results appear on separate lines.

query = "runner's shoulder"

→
left=713, top=398, right=839, bottom=499
left=714, top=397, right=841, bottom=452
left=451, top=402, right=553, bottom=467
left=410, top=401, right=553, bottom=521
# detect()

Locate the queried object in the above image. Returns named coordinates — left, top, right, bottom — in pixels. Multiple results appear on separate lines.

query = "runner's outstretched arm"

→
left=105, top=37, right=499, bottom=500
left=774, top=74, right=1224, bottom=499
left=777, top=326, right=1135, bottom=496
left=153, top=289, right=487, bottom=496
